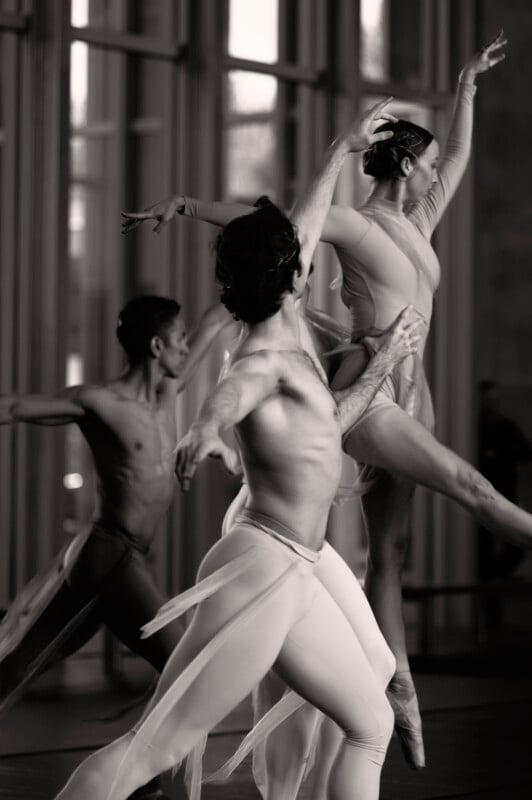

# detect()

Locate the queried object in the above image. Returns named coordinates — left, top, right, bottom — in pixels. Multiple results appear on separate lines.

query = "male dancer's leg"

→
left=68, top=536, right=183, bottom=800
left=0, top=581, right=101, bottom=703
left=255, top=541, right=397, bottom=800
left=54, top=532, right=393, bottom=800
left=99, top=552, right=183, bottom=673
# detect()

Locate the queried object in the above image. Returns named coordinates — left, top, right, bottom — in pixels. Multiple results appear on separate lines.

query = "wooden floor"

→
left=1, top=660, right=532, bottom=799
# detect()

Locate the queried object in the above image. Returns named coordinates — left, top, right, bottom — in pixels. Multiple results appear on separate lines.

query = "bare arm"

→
left=291, top=99, right=396, bottom=294
left=409, top=30, right=507, bottom=237
left=175, top=302, right=236, bottom=393
left=121, top=196, right=255, bottom=235
left=175, top=351, right=285, bottom=490
left=1, top=388, right=86, bottom=426
left=122, top=193, right=371, bottom=252
left=334, top=308, right=423, bottom=434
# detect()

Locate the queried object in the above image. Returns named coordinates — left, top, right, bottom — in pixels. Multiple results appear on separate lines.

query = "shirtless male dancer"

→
left=0, top=295, right=230, bottom=800
left=54, top=99, right=423, bottom=800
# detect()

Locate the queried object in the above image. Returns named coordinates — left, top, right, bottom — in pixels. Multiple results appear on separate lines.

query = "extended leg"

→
left=54, top=532, right=313, bottom=800
left=347, top=405, right=532, bottom=548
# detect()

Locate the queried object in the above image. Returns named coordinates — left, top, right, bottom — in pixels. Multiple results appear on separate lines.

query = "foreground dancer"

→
left=0, top=296, right=230, bottom=799
left=54, top=101, right=422, bottom=800
left=122, top=32, right=514, bottom=772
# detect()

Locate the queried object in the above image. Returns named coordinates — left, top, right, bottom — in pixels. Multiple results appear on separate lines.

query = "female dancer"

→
left=121, top=35, right=514, bottom=778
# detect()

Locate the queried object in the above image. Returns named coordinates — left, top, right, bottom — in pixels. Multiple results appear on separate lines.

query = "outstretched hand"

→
left=364, top=306, right=425, bottom=363
left=340, top=98, right=398, bottom=153
left=460, top=29, right=507, bottom=82
left=176, top=425, right=242, bottom=492
left=121, top=195, right=185, bottom=235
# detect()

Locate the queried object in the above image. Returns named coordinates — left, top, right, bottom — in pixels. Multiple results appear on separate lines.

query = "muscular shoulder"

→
left=228, top=348, right=289, bottom=382
left=65, top=384, right=119, bottom=413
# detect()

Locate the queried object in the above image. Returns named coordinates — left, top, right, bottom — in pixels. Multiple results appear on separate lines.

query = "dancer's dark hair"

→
left=116, top=295, right=181, bottom=362
left=363, top=120, right=433, bottom=180
left=215, top=201, right=301, bottom=324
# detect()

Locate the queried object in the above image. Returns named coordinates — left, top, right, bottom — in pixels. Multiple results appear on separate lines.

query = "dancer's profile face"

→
left=405, top=139, right=439, bottom=201
left=158, top=315, right=189, bottom=377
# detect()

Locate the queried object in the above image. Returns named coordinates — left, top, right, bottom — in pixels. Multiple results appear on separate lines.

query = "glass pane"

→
left=71, top=0, right=121, bottom=31
left=71, top=0, right=175, bottom=39
left=225, top=122, right=276, bottom=200
left=128, top=55, right=167, bottom=119
left=360, top=0, right=423, bottom=87
left=70, top=41, right=88, bottom=127
left=360, top=0, right=389, bottom=82
left=127, top=0, right=174, bottom=38
left=389, top=0, right=422, bottom=86
left=227, top=71, right=278, bottom=115
left=228, top=0, right=278, bottom=63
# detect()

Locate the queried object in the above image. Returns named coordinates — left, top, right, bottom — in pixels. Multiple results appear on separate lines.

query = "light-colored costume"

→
left=105, top=507, right=393, bottom=800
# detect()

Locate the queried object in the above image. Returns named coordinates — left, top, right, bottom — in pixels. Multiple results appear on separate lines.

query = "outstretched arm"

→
left=410, top=30, right=507, bottom=237
left=0, top=388, right=85, bottom=426
left=122, top=194, right=375, bottom=251
left=121, top=196, right=254, bottom=235
left=175, top=302, right=236, bottom=393
left=334, top=307, right=423, bottom=434
left=291, top=98, right=397, bottom=293
left=175, top=351, right=285, bottom=490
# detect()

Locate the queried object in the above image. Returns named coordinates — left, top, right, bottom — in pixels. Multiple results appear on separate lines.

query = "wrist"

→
left=191, top=418, right=218, bottom=438
left=370, top=347, right=396, bottom=375
left=174, top=195, right=186, bottom=215
left=459, top=69, right=477, bottom=87
left=330, top=136, right=352, bottom=159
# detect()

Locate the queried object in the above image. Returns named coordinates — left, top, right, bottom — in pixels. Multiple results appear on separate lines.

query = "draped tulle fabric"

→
left=107, top=554, right=302, bottom=800
left=0, top=530, right=93, bottom=713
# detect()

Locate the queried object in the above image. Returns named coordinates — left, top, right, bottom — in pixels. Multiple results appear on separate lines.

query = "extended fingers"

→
left=485, top=29, right=507, bottom=51
left=121, top=210, right=153, bottom=221
left=369, top=129, right=394, bottom=144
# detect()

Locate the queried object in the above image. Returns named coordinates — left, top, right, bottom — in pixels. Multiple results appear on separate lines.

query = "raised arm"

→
left=334, top=307, right=423, bottom=434
left=175, top=351, right=285, bottom=490
left=409, top=30, right=507, bottom=237
left=0, top=387, right=86, bottom=426
left=290, top=98, right=396, bottom=294
left=175, top=302, right=236, bottom=393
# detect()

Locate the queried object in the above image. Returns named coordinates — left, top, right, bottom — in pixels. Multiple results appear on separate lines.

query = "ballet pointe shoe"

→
left=386, top=671, right=425, bottom=770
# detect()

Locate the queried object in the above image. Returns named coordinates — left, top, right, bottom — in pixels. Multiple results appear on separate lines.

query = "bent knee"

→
left=342, top=696, right=394, bottom=767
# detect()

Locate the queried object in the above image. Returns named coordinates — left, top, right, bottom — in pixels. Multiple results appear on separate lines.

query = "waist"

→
left=91, top=519, right=150, bottom=556
left=235, top=508, right=321, bottom=563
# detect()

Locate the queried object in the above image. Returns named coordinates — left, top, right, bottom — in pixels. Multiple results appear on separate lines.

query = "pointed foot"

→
left=386, top=671, right=425, bottom=770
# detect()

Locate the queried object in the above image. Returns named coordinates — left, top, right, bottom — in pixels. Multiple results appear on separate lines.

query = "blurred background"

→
left=1, top=0, right=532, bottom=679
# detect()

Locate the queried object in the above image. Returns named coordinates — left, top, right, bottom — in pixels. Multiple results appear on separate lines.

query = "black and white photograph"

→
left=0, top=1, right=531, bottom=798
